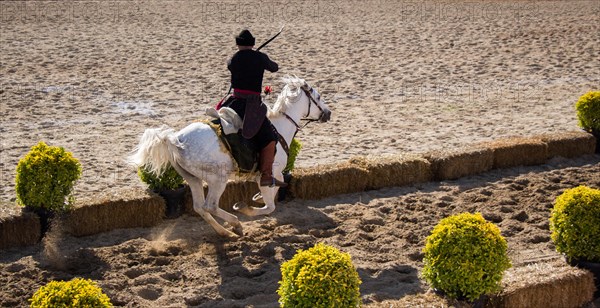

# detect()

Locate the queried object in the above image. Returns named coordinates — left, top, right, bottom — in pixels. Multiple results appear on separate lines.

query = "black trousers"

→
left=222, top=96, right=277, bottom=150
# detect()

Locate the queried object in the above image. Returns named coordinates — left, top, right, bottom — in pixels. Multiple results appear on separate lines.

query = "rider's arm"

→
left=262, top=53, right=278, bottom=73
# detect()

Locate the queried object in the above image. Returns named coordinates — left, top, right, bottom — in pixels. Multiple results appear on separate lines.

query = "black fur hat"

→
left=236, top=29, right=255, bottom=46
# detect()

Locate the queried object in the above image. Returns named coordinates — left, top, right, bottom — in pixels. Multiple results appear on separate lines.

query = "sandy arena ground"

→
left=1, top=155, right=599, bottom=307
left=1, top=0, right=599, bottom=306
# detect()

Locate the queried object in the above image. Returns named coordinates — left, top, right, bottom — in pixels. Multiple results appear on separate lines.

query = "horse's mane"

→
left=269, top=76, right=306, bottom=116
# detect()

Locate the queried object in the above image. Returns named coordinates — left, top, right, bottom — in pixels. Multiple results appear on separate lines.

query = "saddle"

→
left=206, top=107, right=258, bottom=173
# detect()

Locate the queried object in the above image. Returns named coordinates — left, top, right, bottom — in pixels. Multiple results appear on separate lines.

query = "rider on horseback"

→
left=222, top=29, right=287, bottom=188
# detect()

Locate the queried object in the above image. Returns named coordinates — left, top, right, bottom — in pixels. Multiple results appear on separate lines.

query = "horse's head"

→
left=299, top=82, right=331, bottom=123
left=272, top=77, right=332, bottom=124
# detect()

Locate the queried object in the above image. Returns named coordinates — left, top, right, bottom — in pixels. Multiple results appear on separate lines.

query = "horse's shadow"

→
left=357, top=265, right=423, bottom=304
left=199, top=201, right=336, bottom=307
left=205, top=240, right=281, bottom=308
left=201, top=196, right=425, bottom=307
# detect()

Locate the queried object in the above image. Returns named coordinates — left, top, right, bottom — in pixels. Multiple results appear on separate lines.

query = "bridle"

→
left=282, top=84, right=326, bottom=130
left=302, top=85, right=326, bottom=122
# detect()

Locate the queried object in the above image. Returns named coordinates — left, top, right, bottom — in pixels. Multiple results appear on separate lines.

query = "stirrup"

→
left=260, top=177, right=288, bottom=187
left=252, top=192, right=265, bottom=204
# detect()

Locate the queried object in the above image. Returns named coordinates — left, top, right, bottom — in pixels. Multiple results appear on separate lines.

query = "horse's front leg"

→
left=234, top=185, right=277, bottom=216
left=235, top=154, right=285, bottom=216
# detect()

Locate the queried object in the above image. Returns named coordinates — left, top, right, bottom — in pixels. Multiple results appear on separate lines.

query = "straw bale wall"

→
left=490, top=264, right=596, bottom=308
left=63, top=189, right=164, bottom=237
left=348, top=155, right=432, bottom=190
left=483, top=137, right=548, bottom=169
left=424, top=146, right=494, bottom=181
left=0, top=211, right=40, bottom=249
left=536, top=131, right=596, bottom=159
left=289, top=162, right=370, bottom=199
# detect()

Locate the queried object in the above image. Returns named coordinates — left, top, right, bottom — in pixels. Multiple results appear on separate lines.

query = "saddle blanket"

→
left=205, top=107, right=258, bottom=173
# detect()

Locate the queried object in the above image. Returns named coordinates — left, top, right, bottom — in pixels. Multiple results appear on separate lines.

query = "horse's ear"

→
left=302, top=82, right=311, bottom=91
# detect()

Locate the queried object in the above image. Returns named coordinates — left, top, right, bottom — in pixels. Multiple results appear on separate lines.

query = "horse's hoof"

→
left=233, top=225, right=244, bottom=237
left=233, top=202, right=247, bottom=212
left=217, top=229, right=240, bottom=239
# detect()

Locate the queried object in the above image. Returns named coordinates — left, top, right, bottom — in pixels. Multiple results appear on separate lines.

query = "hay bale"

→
left=492, top=262, right=595, bottom=308
left=482, top=137, right=548, bottom=169
left=350, top=155, right=432, bottom=189
left=0, top=211, right=41, bottom=249
left=64, top=188, right=164, bottom=237
left=424, top=146, right=494, bottom=181
left=536, top=131, right=596, bottom=159
left=184, top=185, right=196, bottom=216
left=289, top=162, right=369, bottom=199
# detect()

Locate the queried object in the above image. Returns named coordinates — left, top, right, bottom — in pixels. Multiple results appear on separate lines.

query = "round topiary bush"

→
left=550, top=186, right=600, bottom=262
left=138, top=164, right=184, bottom=191
left=575, top=90, right=600, bottom=133
left=422, top=212, right=511, bottom=302
left=15, top=141, right=82, bottom=213
left=277, top=243, right=362, bottom=307
left=29, top=278, right=112, bottom=307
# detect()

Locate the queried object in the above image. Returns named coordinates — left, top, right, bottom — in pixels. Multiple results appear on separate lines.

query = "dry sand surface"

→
left=0, top=0, right=599, bottom=200
left=1, top=0, right=600, bottom=306
left=1, top=155, right=599, bottom=307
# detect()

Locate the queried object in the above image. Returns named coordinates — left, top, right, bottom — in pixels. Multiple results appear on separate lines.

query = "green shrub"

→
left=550, top=186, right=600, bottom=262
left=284, top=138, right=302, bottom=173
left=575, top=91, right=600, bottom=132
left=29, top=278, right=112, bottom=307
left=15, top=141, right=82, bottom=212
left=278, top=243, right=362, bottom=307
left=422, top=212, right=511, bottom=301
left=138, top=164, right=184, bottom=191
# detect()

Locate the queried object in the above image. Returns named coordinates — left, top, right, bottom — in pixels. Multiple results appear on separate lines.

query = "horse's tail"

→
left=128, top=125, right=184, bottom=177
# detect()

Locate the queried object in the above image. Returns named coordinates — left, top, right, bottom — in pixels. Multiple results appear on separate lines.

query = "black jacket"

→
left=228, top=50, right=278, bottom=93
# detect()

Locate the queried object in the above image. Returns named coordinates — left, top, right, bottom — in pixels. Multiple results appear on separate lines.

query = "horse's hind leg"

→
left=186, top=176, right=239, bottom=238
left=204, top=174, right=244, bottom=237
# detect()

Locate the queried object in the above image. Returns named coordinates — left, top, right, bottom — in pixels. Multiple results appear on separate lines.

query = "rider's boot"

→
left=259, top=141, right=288, bottom=187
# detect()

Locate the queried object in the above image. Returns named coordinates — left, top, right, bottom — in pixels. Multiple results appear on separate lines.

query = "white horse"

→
left=129, top=77, right=331, bottom=238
